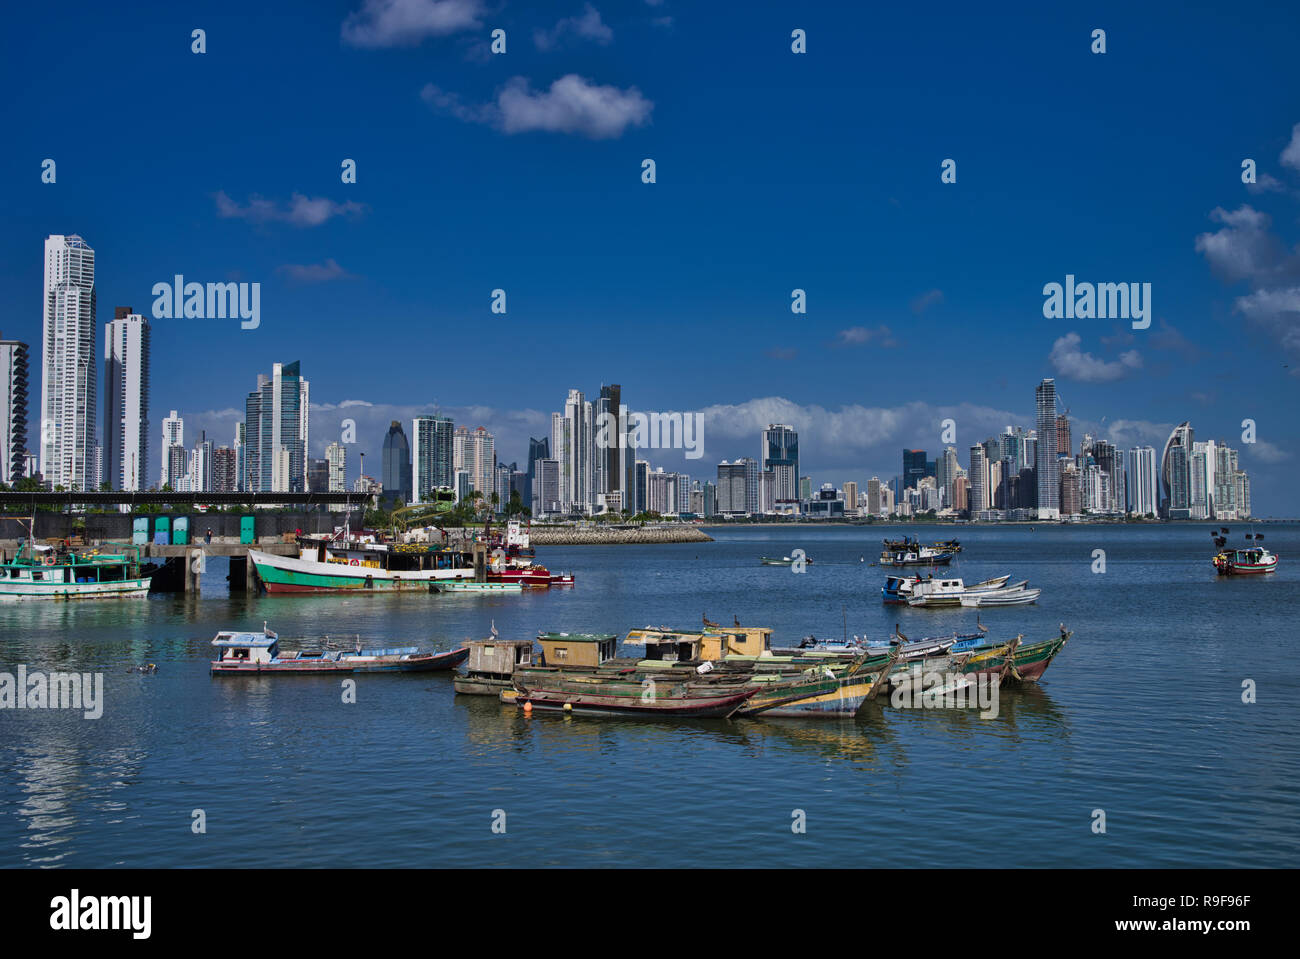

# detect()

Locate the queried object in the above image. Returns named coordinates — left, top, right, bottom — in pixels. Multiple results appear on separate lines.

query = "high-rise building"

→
left=1055, top=414, right=1071, bottom=457
left=453, top=425, right=496, bottom=499
left=325, top=441, right=346, bottom=492
left=533, top=458, right=561, bottom=515
left=41, top=234, right=98, bottom=490
left=191, top=431, right=213, bottom=492
left=213, top=445, right=237, bottom=492
left=1035, top=379, right=1060, bottom=519
left=717, top=460, right=748, bottom=515
left=381, top=420, right=412, bottom=503
left=1060, top=463, right=1082, bottom=516
left=596, top=384, right=624, bottom=501
left=1160, top=422, right=1194, bottom=518
left=411, top=415, right=453, bottom=503
left=761, top=424, right=799, bottom=507
left=843, top=480, right=859, bottom=515
left=102, top=307, right=150, bottom=490
left=243, top=360, right=310, bottom=493
left=0, top=335, right=30, bottom=484
left=799, top=475, right=812, bottom=502
left=167, top=445, right=189, bottom=492
left=525, top=435, right=550, bottom=512
left=1126, top=447, right=1157, bottom=516
left=902, top=449, right=927, bottom=490
left=306, top=457, right=329, bottom=493
left=161, top=410, right=184, bottom=488
left=867, top=477, right=882, bottom=515
left=969, top=444, right=988, bottom=513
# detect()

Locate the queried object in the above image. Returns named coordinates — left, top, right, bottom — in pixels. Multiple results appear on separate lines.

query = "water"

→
left=2, top=524, right=1297, bottom=868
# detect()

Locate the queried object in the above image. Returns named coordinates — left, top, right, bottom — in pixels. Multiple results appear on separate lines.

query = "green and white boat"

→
left=249, top=534, right=474, bottom=593
left=0, top=541, right=152, bottom=602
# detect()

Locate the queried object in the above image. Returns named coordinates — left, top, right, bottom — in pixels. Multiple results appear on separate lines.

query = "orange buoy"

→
left=522, top=701, right=532, bottom=714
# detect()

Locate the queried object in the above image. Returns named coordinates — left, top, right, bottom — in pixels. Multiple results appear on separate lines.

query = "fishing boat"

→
left=454, top=627, right=536, bottom=695
left=959, top=588, right=1040, bottom=607
left=0, top=539, right=152, bottom=602
left=1211, top=529, right=1278, bottom=575
left=883, top=573, right=1010, bottom=604
left=904, top=575, right=1038, bottom=608
left=879, top=545, right=954, bottom=567
left=432, top=580, right=524, bottom=593
left=249, top=531, right=473, bottom=594
left=760, top=555, right=813, bottom=566
left=883, top=537, right=961, bottom=555
left=209, top=626, right=469, bottom=674
left=737, top=648, right=901, bottom=718
left=513, top=673, right=758, bottom=718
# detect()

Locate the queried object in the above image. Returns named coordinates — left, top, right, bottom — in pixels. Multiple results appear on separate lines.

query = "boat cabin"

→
left=625, top=628, right=706, bottom=661
left=211, top=629, right=280, bottom=664
left=536, top=632, right=618, bottom=668
left=704, top=626, right=771, bottom=658
left=466, top=638, right=535, bottom=676
left=626, top=626, right=772, bottom=661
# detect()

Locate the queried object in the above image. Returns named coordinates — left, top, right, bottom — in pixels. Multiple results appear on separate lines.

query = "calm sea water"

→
left=2, top=524, right=1297, bottom=868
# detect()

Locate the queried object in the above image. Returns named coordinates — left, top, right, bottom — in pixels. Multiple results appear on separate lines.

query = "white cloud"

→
left=834, top=325, right=896, bottom=347
left=423, top=75, right=652, bottom=139
left=534, top=5, right=613, bottom=51
left=342, top=0, right=484, bottom=48
left=1049, top=332, right=1142, bottom=383
left=214, top=192, right=366, bottom=228
left=1233, top=286, right=1300, bottom=356
left=910, top=289, right=944, bottom=315
left=1194, top=205, right=1296, bottom=284
left=1281, top=122, right=1300, bottom=171
left=276, top=259, right=352, bottom=284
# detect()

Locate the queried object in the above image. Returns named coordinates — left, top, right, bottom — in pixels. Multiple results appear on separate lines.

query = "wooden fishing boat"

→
left=454, top=632, right=535, bottom=695
left=513, top=674, right=758, bottom=718
left=250, top=538, right=473, bottom=593
left=209, top=626, right=468, bottom=674
left=0, top=540, right=152, bottom=602
left=737, top=647, right=902, bottom=718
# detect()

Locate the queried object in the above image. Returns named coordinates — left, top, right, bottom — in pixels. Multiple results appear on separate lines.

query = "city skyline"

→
left=3, top=5, right=1296, bottom=511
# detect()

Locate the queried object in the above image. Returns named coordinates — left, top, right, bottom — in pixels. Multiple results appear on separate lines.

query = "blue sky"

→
left=2, top=1, right=1299, bottom=511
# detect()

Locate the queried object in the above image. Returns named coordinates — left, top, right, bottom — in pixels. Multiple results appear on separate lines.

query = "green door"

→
left=173, top=516, right=189, bottom=545
left=132, top=517, right=149, bottom=545
left=153, top=516, right=171, bottom=545
left=240, top=516, right=255, bottom=544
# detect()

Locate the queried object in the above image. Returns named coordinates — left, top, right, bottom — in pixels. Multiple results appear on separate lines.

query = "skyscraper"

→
left=762, top=424, right=799, bottom=507
left=1035, top=379, right=1060, bottom=519
left=969, top=444, right=988, bottom=513
left=381, top=420, right=411, bottom=503
left=526, top=435, right=550, bottom=512
left=326, top=441, right=346, bottom=492
left=103, top=307, right=151, bottom=490
left=161, top=410, right=184, bottom=488
left=213, top=446, right=237, bottom=492
left=411, top=415, right=453, bottom=502
left=1126, top=447, right=1157, bottom=516
left=1160, top=422, right=1193, bottom=518
left=243, top=361, right=310, bottom=493
left=41, top=234, right=98, bottom=490
left=902, top=449, right=927, bottom=490
left=0, top=335, right=30, bottom=484
left=453, top=425, right=496, bottom=498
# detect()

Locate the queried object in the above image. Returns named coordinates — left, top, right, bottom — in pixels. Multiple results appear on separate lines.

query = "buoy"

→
left=563, top=702, right=572, bottom=712
left=522, top=701, right=532, bottom=713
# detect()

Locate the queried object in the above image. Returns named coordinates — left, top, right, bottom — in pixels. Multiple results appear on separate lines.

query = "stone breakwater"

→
left=528, top=525, right=714, bottom=546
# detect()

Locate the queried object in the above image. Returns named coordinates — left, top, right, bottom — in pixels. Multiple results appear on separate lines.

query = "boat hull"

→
left=0, top=579, right=151, bottom=602
left=515, top=685, right=756, bottom=718
left=454, top=674, right=514, bottom=695
left=211, top=646, right=468, bottom=675
left=250, top=549, right=472, bottom=593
